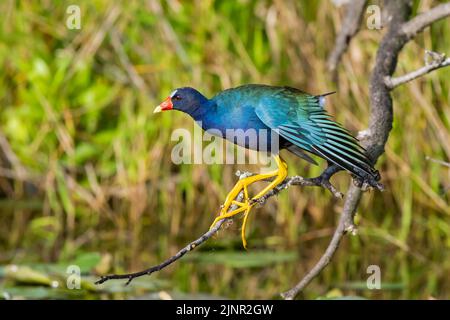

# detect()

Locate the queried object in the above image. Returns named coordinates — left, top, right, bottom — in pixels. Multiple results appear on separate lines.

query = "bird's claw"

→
left=210, top=155, right=288, bottom=249
left=352, top=175, right=384, bottom=192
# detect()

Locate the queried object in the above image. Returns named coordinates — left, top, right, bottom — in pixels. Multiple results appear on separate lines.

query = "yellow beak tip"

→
left=153, top=106, right=162, bottom=114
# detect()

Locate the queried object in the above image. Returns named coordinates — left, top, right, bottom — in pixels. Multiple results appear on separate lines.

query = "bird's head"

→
left=154, top=87, right=208, bottom=116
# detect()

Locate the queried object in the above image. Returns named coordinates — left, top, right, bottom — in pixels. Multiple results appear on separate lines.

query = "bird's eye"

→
left=172, top=95, right=182, bottom=101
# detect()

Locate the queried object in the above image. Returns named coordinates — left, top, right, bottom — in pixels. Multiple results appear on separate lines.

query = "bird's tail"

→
left=311, top=142, right=381, bottom=188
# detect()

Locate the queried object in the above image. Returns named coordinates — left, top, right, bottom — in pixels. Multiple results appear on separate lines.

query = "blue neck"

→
left=187, top=98, right=214, bottom=122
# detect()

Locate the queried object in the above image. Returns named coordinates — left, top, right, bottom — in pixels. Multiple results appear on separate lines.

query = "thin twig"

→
left=401, top=3, right=450, bottom=40
left=426, top=156, right=450, bottom=168
left=254, top=175, right=344, bottom=204
left=327, top=0, right=367, bottom=81
left=95, top=168, right=350, bottom=286
left=385, top=51, right=450, bottom=89
left=96, top=172, right=250, bottom=286
left=95, top=216, right=230, bottom=285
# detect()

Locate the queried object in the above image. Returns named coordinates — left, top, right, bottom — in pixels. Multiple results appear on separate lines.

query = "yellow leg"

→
left=241, top=205, right=252, bottom=249
left=252, top=155, right=288, bottom=200
left=210, top=155, right=288, bottom=249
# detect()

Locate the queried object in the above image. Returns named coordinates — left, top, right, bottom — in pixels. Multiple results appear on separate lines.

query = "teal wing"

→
left=255, top=87, right=377, bottom=179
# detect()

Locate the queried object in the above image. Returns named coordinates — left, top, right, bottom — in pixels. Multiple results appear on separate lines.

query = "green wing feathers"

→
left=256, top=88, right=380, bottom=182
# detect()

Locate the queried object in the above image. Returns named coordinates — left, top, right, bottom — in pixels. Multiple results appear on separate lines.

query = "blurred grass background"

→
left=0, top=0, right=448, bottom=299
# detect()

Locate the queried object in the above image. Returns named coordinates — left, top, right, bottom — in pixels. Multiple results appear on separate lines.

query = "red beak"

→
left=154, top=97, right=173, bottom=113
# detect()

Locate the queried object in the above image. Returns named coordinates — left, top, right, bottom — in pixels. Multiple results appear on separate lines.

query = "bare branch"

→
left=281, top=0, right=415, bottom=300
left=401, top=3, right=450, bottom=40
left=95, top=168, right=353, bottom=286
left=327, top=0, right=367, bottom=80
left=385, top=51, right=450, bottom=89
left=281, top=186, right=361, bottom=299
left=95, top=216, right=229, bottom=285
left=426, top=156, right=450, bottom=169
left=255, top=172, right=344, bottom=203
left=95, top=173, right=246, bottom=286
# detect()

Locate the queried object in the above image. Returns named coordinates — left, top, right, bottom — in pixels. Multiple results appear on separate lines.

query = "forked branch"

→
left=96, top=168, right=354, bottom=286
left=385, top=51, right=450, bottom=90
left=281, top=0, right=450, bottom=300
